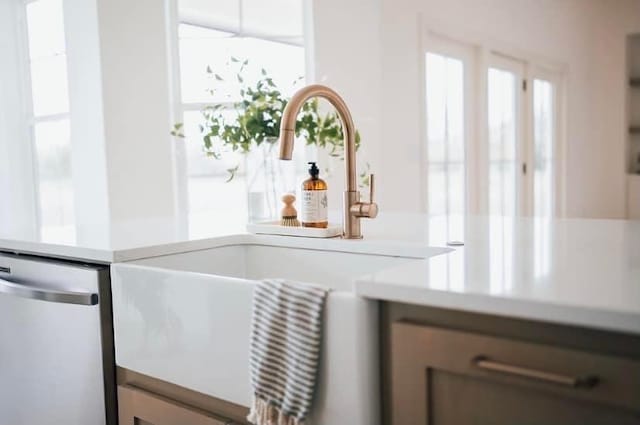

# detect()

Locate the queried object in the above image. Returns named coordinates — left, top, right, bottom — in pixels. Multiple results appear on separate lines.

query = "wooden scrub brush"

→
left=280, top=193, right=300, bottom=227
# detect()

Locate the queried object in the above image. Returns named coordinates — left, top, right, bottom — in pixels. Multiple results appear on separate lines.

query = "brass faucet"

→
left=278, top=84, right=378, bottom=239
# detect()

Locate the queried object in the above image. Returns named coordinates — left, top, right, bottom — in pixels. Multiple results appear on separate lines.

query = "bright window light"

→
left=488, top=67, right=517, bottom=216
left=533, top=79, right=555, bottom=217
left=425, top=52, right=466, bottom=220
left=176, top=0, right=306, bottom=230
left=25, top=0, right=74, bottom=237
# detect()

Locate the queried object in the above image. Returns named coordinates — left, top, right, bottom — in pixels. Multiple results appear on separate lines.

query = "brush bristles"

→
left=280, top=216, right=300, bottom=227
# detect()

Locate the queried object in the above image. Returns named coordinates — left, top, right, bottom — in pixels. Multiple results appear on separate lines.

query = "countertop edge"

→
left=0, top=238, right=115, bottom=264
left=354, top=279, right=640, bottom=336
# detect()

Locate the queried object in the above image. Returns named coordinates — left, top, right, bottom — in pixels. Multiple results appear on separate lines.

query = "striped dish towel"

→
left=247, top=279, right=328, bottom=425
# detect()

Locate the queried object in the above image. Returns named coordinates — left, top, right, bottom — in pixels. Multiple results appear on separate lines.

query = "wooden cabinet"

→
left=390, top=321, right=640, bottom=425
left=117, top=368, right=249, bottom=425
left=118, top=385, right=235, bottom=425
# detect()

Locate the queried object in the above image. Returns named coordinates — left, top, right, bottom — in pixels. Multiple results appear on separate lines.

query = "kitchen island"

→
left=3, top=213, right=639, bottom=425
left=357, top=215, right=640, bottom=425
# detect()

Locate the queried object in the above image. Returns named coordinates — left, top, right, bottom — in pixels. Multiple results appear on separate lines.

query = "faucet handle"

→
left=366, top=173, right=378, bottom=218
left=351, top=174, right=379, bottom=219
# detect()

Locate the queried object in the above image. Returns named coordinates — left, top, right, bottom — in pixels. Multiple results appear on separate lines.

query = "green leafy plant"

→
left=176, top=58, right=364, bottom=182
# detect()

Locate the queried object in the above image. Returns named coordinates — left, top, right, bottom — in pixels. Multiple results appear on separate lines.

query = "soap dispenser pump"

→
left=301, top=162, right=328, bottom=228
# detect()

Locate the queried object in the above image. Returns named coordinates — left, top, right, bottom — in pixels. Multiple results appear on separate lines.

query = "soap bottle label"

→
left=301, top=190, right=328, bottom=223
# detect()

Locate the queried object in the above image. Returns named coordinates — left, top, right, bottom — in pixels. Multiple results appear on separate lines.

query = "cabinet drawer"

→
left=390, top=321, right=640, bottom=425
left=118, top=385, right=233, bottom=425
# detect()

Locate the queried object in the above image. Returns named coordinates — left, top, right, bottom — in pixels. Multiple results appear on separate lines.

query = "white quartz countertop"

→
left=0, top=215, right=249, bottom=263
left=356, top=215, right=640, bottom=335
left=1, top=212, right=639, bottom=334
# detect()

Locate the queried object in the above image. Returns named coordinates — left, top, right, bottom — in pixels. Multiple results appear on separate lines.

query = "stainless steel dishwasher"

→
left=0, top=251, right=116, bottom=425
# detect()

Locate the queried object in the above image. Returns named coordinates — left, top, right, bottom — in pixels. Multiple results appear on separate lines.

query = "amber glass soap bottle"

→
left=301, top=162, right=328, bottom=228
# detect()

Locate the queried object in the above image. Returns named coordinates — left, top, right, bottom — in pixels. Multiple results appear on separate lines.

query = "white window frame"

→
left=16, top=0, right=73, bottom=230
left=165, top=0, right=310, bottom=221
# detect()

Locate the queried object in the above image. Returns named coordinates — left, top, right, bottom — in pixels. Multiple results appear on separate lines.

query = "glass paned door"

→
left=426, top=52, right=465, bottom=218
left=423, top=43, right=562, bottom=219
left=487, top=56, right=525, bottom=216
left=425, top=47, right=469, bottom=243
left=532, top=78, right=556, bottom=217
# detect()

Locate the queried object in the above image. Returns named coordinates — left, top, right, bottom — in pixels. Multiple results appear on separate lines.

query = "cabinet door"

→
left=390, top=321, right=640, bottom=425
left=118, top=385, right=232, bottom=425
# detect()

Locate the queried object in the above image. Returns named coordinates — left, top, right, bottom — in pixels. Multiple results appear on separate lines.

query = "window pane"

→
left=242, top=0, right=303, bottom=41
left=178, top=0, right=303, bottom=43
left=183, top=110, right=249, bottom=231
left=488, top=67, right=517, bottom=216
left=33, top=119, right=75, bottom=231
left=179, top=0, right=240, bottom=32
left=178, top=24, right=305, bottom=103
left=533, top=79, right=554, bottom=217
left=177, top=10, right=306, bottom=224
left=30, top=55, right=70, bottom=116
left=26, top=0, right=66, bottom=59
left=426, top=52, right=465, bottom=219
left=26, top=0, right=70, bottom=117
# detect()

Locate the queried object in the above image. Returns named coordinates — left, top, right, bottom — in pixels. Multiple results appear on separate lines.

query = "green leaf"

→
left=193, top=55, right=360, bottom=172
left=226, top=165, right=239, bottom=182
left=170, top=122, right=185, bottom=138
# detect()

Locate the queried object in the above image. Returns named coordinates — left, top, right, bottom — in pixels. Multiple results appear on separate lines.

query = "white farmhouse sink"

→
left=111, top=238, right=447, bottom=425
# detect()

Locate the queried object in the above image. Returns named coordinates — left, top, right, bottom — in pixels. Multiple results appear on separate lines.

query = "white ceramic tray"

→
left=247, top=221, right=342, bottom=238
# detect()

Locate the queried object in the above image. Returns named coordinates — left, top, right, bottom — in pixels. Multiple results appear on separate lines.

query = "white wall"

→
left=96, top=0, right=177, bottom=223
left=314, top=0, right=640, bottom=219
left=379, top=0, right=640, bottom=218
left=65, top=0, right=179, bottom=242
left=64, top=0, right=111, bottom=245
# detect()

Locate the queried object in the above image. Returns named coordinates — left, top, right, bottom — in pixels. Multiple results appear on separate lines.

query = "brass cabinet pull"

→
left=473, top=355, right=599, bottom=389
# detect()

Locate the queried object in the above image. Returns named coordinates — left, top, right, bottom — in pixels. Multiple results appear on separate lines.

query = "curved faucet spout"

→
left=278, top=84, right=377, bottom=239
left=278, top=84, right=357, bottom=192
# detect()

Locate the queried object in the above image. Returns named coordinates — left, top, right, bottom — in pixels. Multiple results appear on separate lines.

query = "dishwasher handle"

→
left=0, top=277, right=98, bottom=306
